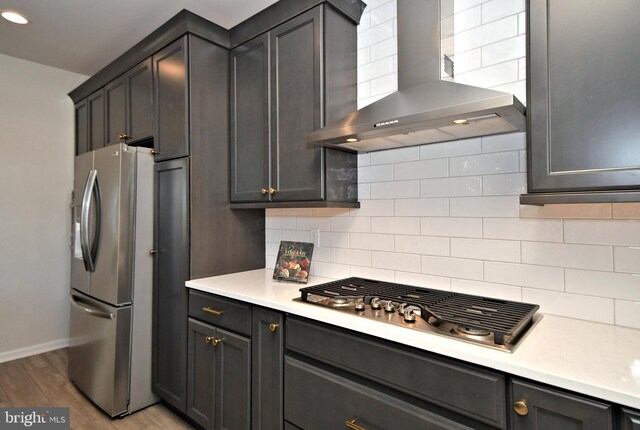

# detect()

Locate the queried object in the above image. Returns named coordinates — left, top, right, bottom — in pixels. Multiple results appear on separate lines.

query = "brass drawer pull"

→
left=268, top=323, right=279, bottom=333
left=205, top=336, right=222, bottom=346
left=269, top=187, right=276, bottom=194
left=514, top=400, right=529, bottom=416
left=345, top=419, right=366, bottom=430
left=202, top=307, right=224, bottom=316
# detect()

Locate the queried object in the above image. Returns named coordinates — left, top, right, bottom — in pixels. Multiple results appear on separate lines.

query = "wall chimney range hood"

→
left=308, top=0, right=526, bottom=153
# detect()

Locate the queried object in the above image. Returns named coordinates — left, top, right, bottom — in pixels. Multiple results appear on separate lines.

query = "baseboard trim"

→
left=0, top=338, right=70, bottom=364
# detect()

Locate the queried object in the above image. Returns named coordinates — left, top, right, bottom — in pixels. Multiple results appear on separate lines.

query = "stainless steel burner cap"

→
left=456, top=326, right=491, bottom=337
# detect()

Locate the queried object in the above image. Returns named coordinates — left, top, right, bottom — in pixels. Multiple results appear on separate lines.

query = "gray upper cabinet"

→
left=87, top=89, right=105, bottom=151
left=74, top=99, right=88, bottom=155
left=230, top=3, right=361, bottom=208
left=511, top=379, right=613, bottom=430
left=105, top=58, right=153, bottom=146
left=153, top=36, right=189, bottom=161
left=523, top=0, right=640, bottom=204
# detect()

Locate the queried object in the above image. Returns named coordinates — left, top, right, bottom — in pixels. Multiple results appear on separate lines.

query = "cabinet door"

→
left=252, top=308, right=284, bottom=430
left=622, top=408, right=640, bottom=430
left=230, top=33, right=271, bottom=203
left=87, top=89, right=105, bottom=151
left=105, top=76, right=126, bottom=146
left=187, top=318, right=216, bottom=430
left=152, top=158, right=189, bottom=412
left=75, top=99, right=88, bottom=155
left=528, top=0, right=640, bottom=193
left=153, top=36, right=189, bottom=161
left=270, top=6, right=324, bottom=201
left=511, top=379, right=612, bottom=430
left=126, top=58, right=154, bottom=144
left=216, top=328, right=251, bottom=430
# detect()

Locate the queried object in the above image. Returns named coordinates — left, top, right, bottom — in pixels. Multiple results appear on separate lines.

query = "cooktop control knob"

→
left=370, top=297, right=381, bottom=310
left=403, top=309, right=416, bottom=323
left=354, top=298, right=365, bottom=311
left=383, top=301, right=395, bottom=313
left=397, top=303, right=408, bottom=314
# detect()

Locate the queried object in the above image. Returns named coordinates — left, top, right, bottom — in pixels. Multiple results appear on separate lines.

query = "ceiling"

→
left=0, top=0, right=279, bottom=77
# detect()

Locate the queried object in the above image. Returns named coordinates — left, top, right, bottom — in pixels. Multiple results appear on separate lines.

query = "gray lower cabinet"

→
left=152, top=158, right=190, bottom=412
left=252, top=307, right=284, bottom=430
left=523, top=0, right=640, bottom=203
left=230, top=4, right=359, bottom=207
left=187, top=318, right=251, bottom=430
left=622, top=408, right=640, bottom=430
left=511, top=379, right=613, bottom=430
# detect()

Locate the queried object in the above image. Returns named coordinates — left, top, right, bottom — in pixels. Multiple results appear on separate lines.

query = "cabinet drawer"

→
left=285, top=357, right=471, bottom=430
left=286, top=317, right=505, bottom=429
left=622, top=408, right=640, bottom=430
left=188, top=291, right=251, bottom=336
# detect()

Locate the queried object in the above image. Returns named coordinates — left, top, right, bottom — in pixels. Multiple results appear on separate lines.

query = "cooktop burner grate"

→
left=299, top=277, right=539, bottom=344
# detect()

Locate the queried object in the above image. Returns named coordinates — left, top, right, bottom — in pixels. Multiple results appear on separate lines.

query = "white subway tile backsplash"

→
left=518, top=58, right=526, bottom=81
left=521, top=242, right=613, bottom=271
left=358, top=164, right=393, bottom=183
left=371, top=217, right=420, bottom=235
left=421, top=176, right=482, bottom=197
left=451, top=279, right=521, bottom=301
left=456, top=59, right=519, bottom=89
left=266, top=216, right=297, bottom=230
left=313, top=246, right=332, bottom=262
left=350, top=199, right=394, bottom=217
left=519, top=203, right=612, bottom=219
left=483, top=218, right=563, bottom=242
left=372, top=251, right=421, bottom=273
left=481, top=133, right=526, bottom=153
left=615, top=300, right=640, bottom=329
left=358, top=153, right=371, bottom=167
left=450, top=196, right=520, bottom=217
left=319, top=232, right=350, bottom=248
left=394, top=198, right=450, bottom=217
left=518, top=11, right=526, bottom=35
left=358, top=12, right=371, bottom=33
left=451, top=238, right=520, bottom=262
left=281, top=230, right=310, bottom=242
left=364, top=0, right=394, bottom=12
left=449, top=151, right=519, bottom=177
left=450, top=15, right=518, bottom=52
left=614, top=246, right=640, bottom=274
left=296, top=217, right=332, bottom=232
left=357, top=56, right=394, bottom=83
left=358, top=183, right=371, bottom=200
left=484, top=262, right=564, bottom=291
left=482, top=0, right=525, bottom=24
left=265, top=229, right=282, bottom=243
left=566, top=269, right=640, bottom=301
left=312, top=261, right=351, bottom=279
left=370, top=73, right=397, bottom=96
left=522, top=289, right=615, bottom=324
left=420, top=138, right=482, bottom=159
left=351, top=266, right=396, bottom=282
left=564, top=220, right=640, bottom=246
left=370, top=147, right=420, bottom=165
left=395, top=235, right=450, bottom=256
left=311, top=208, right=350, bottom=217
left=519, top=150, right=526, bottom=172
left=421, top=255, right=483, bottom=280
left=370, top=36, right=397, bottom=62
left=394, top=159, right=449, bottom=180
left=370, top=0, right=396, bottom=25
left=450, top=49, right=482, bottom=74
left=266, top=242, right=280, bottom=256
left=371, top=180, right=420, bottom=199
left=265, top=208, right=282, bottom=216
left=331, top=217, right=371, bottom=233
left=394, top=271, right=451, bottom=291
left=482, top=173, right=526, bottom=196
left=350, top=233, right=395, bottom=251
left=454, top=0, right=486, bottom=14
left=612, top=203, right=640, bottom=219
left=481, top=35, right=526, bottom=66
left=421, top=217, right=483, bottom=238
left=357, top=81, right=371, bottom=99
left=491, top=81, right=527, bottom=105
left=331, top=248, right=372, bottom=267
left=280, top=208, right=313, bottom=217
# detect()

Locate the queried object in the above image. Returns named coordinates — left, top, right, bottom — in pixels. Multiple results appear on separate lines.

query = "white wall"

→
left=265, top=0, right=640, bottom=328
left=0, top=53, right=87, bottom=362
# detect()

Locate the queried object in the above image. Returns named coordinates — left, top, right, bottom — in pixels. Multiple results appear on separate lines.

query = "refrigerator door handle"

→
left=71, top=295, right=114, bottom=320
left=80, top=169, right=101, bottom=272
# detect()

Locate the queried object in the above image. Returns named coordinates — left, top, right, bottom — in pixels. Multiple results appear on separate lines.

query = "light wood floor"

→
left=0, top=348, right=194, bottom=429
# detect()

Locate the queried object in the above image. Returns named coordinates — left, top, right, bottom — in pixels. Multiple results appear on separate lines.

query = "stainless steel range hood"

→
left=308, top=0, right=526, bottom=152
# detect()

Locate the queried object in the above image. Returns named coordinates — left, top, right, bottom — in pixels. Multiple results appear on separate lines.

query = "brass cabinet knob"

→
left=119, top=133, right=131, bottom=140
left=261, top=187, right=268, bottom=195
left=149, top=249, right=158, bottom=255
left=268, top=323, right=280, bottom=333
left=205, top=336, right=214, bottom=344
left=514, top=400, right=529, bottom=416
left=269, top=187, right=276, bottom=194
left=205, top=336, right=222, bottom=346
left=150, top=149, right=159, bottom=155
left=345, top=419, right=366, bottom=430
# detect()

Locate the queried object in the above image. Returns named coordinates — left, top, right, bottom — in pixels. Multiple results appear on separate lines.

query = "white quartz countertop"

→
left=186, top=269, right=640, bottom=410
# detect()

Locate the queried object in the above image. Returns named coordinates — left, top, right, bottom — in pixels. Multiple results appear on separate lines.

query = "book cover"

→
left=272, top=241, right=314, bottom=283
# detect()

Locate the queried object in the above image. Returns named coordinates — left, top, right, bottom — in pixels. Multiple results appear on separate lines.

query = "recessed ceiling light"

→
left=346, top=138, right=359, bottom=142
left=453, top=119, right=469, bottom=125
left=1, top=11, right=29, bottom=25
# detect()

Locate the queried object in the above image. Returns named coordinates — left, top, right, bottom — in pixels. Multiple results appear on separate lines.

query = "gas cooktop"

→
left=296, top=277, right=541, bottom=353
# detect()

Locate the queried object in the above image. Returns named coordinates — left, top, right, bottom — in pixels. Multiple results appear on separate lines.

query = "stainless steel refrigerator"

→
left=69, top=143, right=158, bottom=417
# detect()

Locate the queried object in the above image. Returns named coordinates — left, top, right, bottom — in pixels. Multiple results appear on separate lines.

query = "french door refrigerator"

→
left=69, top=143, right=158, bottom=417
